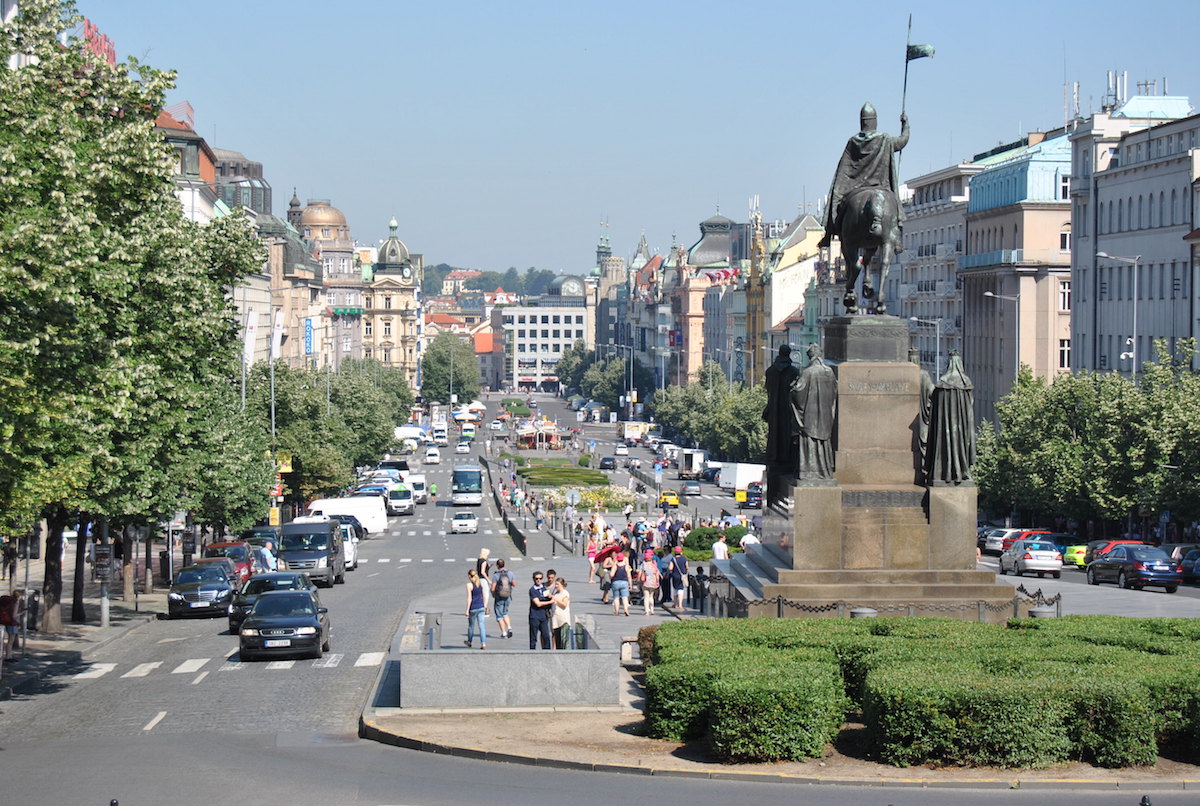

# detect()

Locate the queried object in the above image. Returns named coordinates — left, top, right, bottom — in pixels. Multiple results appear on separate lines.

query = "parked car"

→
left=1000, top=529, right=1051, bottom=552
left=658, top=490, right=680, bottom=508
left=1156, top=542, right=1200, bottom=561
left=1086, top=544, right=1181, bottom=592
left=599, top=456, right=617, bottom=470
left=998, top=539, right=1063, bottom=578
left=168, top=564, right=236, bottom=619
left=194, top=556, right=242, bottom=587
left=227, top=571, right=320, bottom=633
left=681, top=480, right=702, bottom=497
left=238, top=590, right=330, bottom=661
left=981, top=528, right=1022, bottom=556
left=738, top=481, right=763, bottom=510
left=202, top=541, right=254, bottom=585
left=1180, top=549, right=1200, bottom=584
left=1063, top=543, right=1090, bottom=568
left=451, top=511, right=479, bottom=534
left=1083, top=539, right=1144, bottom=565
left=614, top=444, right=629, bottom=456
left=700, top=467, right=721, bottom=483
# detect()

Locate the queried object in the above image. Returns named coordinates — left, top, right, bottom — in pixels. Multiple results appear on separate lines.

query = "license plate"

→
left=189, top=602, right=208, bottom=608
left=264, top=639, right=291, bottom=647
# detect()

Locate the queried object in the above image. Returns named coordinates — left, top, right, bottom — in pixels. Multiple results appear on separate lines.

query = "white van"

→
left=406, top=473, right=429, bottom=504
left=424, top=447, right=441, bottom=465
left=432, top=426, right=448, bottom=446
left=307, top=496, right=387, bottom=536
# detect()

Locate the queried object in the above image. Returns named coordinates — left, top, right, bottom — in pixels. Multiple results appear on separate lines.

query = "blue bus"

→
left=451, top=464, right=484, bottom=506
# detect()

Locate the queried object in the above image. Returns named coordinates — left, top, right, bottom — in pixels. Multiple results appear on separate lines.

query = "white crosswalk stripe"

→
left=75, top=662, right=117, bottom=679
left=171, top=658, right=208, bottom=674
left=376, top=558, right=391, bottom=563
left=355, top=652, right=385, bottom=667
left=312, top=653, right=343, bottom=668
left=219, top=660, right=244, bottom=671
left=265, top=660, right=295, bottom=670
left=121, top=662, right=162, bottom=678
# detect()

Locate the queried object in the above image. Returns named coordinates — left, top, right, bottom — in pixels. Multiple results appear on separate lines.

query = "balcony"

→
left=958, top=249, right=1070, bottom=270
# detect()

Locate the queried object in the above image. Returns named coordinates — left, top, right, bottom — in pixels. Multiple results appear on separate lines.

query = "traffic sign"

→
left=565, top=488, right=581, bottom=506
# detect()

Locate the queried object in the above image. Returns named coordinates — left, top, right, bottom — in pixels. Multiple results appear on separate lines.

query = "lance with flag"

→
left=901, top=15, right=934, bottom=116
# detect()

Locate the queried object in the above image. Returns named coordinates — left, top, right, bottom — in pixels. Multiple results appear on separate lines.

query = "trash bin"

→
left=415, top=611, right=442, bottom=650
left=159, top=551, right=171, bottom=584
left=1029, top=603, right=1058, bottom=618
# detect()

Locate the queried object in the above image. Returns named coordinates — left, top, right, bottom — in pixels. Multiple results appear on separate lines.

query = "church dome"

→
left=378, top=217, right=411, bottom=265
left=299, top=200, right=347, bottom=228
left=548, top=275, right=587, bottom=297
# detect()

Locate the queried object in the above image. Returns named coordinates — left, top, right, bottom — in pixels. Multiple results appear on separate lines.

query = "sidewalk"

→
left=0, top=543, right=169, bottom=698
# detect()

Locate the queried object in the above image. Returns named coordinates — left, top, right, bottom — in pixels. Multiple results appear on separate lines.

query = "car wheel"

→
left=321, top=633, right=331, bottom=652
left=998, top=562, right=1008, bottom=575
left=1086, top=567, right=1098, bottom=585
left=1118, top=571, right=1131, bottom=589
left=1036, top=572, right=1045, bottom=578
left=1052, top=571, right=1061, bottom=579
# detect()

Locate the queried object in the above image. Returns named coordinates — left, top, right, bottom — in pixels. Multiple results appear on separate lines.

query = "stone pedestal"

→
left=745, top=316, right=1017, bottom=623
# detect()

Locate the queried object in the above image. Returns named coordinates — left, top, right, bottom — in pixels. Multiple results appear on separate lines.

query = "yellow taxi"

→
left=657, top=490, right=680, bottom=508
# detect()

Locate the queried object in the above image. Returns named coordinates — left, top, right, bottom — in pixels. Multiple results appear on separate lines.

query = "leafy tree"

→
left=524, top=269, right=556, bottom=296
left=556, top=339, right=593, bottom=393
left=421, top=332, right=481, bottom=404
left=340, top=357, right=414, bottom=424
left=648, top=361, right=766, bottom=461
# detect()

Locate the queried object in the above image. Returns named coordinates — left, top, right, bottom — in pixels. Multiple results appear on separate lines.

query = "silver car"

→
left=998, top=539, right=1063, bottom=578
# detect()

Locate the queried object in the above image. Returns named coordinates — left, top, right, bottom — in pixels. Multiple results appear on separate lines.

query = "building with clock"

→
left=291, top=197, right=362, bottom=369
left=364, top=217, right=424, bottom=388
left=490, top=275, right=591, bottom=393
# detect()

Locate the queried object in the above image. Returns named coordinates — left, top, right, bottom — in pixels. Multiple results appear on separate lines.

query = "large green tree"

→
left=421, top=332, right=481, bottom=404
left=649, top=361, right=767, bottom=461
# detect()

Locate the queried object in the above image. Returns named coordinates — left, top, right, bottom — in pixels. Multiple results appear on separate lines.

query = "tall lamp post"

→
left=984, top=291, right=1020, bottom=384
left=909, top=316, right=943, bottom=376
left=1096, top=252, right=1142, bottom=383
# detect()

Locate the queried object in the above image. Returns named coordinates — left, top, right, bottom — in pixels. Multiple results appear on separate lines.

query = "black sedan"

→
left=167, top=564, right=236, bottom=618
left=227, top=571, right=320, bottom=633
left=1086, top=544, right=1182, bottom=593
left=599, top=456, right=617, bottom=470
left=1181, top=549, right=1200, bottom=584
left=238, top=590, right=330, bottom=661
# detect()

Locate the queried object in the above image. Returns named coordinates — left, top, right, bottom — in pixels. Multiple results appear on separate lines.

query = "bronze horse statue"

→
left=839, top=186, right=902, bottom=315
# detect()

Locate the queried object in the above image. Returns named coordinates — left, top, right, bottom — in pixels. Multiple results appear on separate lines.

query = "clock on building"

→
left=402, top=266, right=412, bottom=281
left=561, top=277, right=584, bottom=296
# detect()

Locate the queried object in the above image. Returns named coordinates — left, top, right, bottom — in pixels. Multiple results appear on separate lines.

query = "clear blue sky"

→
left=79, top=0, right=1199, bottom=274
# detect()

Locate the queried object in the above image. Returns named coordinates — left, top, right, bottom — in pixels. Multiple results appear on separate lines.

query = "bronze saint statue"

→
left=762, top=344, right=800, bottom=503
left=910, top=347, right=933, bottom=481
left=924, top=350, right=975, bottom=485
left=791, top=343, right=836, bottom=482
left=819, top=103, right=909, bottom=314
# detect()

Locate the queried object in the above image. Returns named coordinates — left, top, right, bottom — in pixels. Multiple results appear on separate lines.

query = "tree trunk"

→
left=41, top=509, right=67, bottom=633
left=71, top=516, right=90, bottom=623
left=121, top=526, right=135, bottom=601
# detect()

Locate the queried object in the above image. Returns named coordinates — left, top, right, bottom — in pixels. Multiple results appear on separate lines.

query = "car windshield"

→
left=1129, top=548, right=1170, bottom=561
left=1025, top=543, right=1057, bottom=552
left=244, top=577, right=298, bottom=595
left=282, top=532, right=328, bottom=551
left=223, top=547, right=247, bottom=562
left=454, top=514, right=474, bottom=521
left=176, top=568, right=226, bottom=585
left=252, top=596, right=315, bottom=618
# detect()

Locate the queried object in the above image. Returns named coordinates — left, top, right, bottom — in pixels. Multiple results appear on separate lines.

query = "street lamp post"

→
left=983, top=291, right=1020, bottom=383
left=1096, top=252, right=1142, bottom=383
left=909, top=316, right=943, bottom=377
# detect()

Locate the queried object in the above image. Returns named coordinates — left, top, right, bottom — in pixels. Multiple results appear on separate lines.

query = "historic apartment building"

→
left=364, top=217, right=424, bottom=388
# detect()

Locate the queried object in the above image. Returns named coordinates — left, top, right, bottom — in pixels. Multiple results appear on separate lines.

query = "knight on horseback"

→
left=818, top=103, right=910, bottom=314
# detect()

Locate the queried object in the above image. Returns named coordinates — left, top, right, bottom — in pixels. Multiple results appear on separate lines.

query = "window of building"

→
left=1058, top=339, right=1071, bottom=369
left=1059, top=226, right=1071, bottom=251
left=552, top=315, right=560, bottom=324
left=343, top=336, right=351, bottom=352
left=541, top=329, right=549, bottom=338
left=576, top=316, right=584, bottom=324
left=1059, top=280, right=1071, bottom=311
left=518, top=329, right=525, bottom=338
left=1060, top=174, right=1070, bottom=200
left=552, top=330, right=560, bottom=338
left=383, top=348, right=391, bottom=363
left=541, top=315, right=549, bottom=324
left=323, top=228, right=331, bottom=239
left=576, top=329, right=584, bottom=339
left=383, top=322, right=392, bottom=337
left=384, top=296, right=392, bottom=309
left=364, top=321, right=373, bottom=336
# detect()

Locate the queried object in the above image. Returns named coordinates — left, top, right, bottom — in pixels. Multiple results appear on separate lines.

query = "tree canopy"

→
left=421, top=332, right=481, bottom=404
left=650, top=362, right=767, bottom=461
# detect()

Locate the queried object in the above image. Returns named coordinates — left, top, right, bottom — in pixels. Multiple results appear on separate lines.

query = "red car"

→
left=202, top=541, right=255, bottom=586
left=1083, top=539, right=1144, bottom=565
left=1000, top=529, right=1051, bottom=552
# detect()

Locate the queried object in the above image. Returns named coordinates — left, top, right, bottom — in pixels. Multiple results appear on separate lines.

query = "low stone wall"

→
left=397, top=647, right=621, bottom=707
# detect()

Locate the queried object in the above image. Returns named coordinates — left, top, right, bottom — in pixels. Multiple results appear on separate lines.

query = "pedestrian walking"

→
left=464, top=569, right=489, bottom=650
left=475, top=547, right=491, bottom=579
left=610, top=552, right=632, bottom=617
left=639, top=551, right=661, bottom=615
left=527, top=571, right=553, bottom=650
left=669, top=547, right=688, bottom=610
left=430, top=482, right=438, bottom=503
left=1, top=539, right=16, bottom=581
left=1, top=589, right=22, bottom=660
left=490, top=559, right=515, bottom=638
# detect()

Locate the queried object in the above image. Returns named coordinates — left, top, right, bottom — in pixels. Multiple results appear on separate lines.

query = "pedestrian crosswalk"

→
left=358, top=556, right=547, bottom=565
left=72, top=651, right=385, bottom=681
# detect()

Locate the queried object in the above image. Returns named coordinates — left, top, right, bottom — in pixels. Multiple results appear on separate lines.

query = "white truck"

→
left=307, top=496, right=387, bottom=536
left=677, top=449, right=708, bottom=480
left=718, top=462, right=765, bottom=492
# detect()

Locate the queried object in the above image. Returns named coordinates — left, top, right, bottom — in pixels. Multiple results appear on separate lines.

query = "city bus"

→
left=451, top=464, right=484, bottom=506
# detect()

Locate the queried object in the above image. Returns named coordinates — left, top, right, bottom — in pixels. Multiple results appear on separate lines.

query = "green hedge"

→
left=516, top=467, right=608, bottom=486
left=643, top=617, right=1200, bottom=767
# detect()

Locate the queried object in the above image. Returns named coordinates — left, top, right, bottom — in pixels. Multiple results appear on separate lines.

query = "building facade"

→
left=491, top=276, right=591, bottom=392
left=364, top=217, right=424, bottom=387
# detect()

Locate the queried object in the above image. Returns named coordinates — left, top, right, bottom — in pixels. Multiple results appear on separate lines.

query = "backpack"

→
left=493, top=571, right=512, bottom=600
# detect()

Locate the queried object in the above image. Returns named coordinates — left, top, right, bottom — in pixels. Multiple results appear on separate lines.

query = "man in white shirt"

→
left=711, top=532, right=729, bottom=561
left=739, top=531, right=760, bottom=550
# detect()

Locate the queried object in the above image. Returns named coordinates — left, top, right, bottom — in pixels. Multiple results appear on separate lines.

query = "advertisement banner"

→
left=304, top=318, right=313, bottom=355
left=270, top=309, right=284, bottom=360
left=242, top=308, right=258, bottom=367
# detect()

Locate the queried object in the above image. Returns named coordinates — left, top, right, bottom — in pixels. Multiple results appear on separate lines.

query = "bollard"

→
left=573, top=622, right=587, bottom=650
left=849, top=607, right=878, bottom=618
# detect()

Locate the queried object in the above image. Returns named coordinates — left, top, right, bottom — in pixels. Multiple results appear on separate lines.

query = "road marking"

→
left=357, top=558, right=368, bottom=563
left=355, top=652, right=385, bottom=667
left=143, top=711, right=167, bottom=731
left=156, top=637, right=187, bottom=644
left=219, top=660, right=244, bottom=671
left=122, top=662, right=162, bottom=678
left=400, top=558, right=412, bottom=563
left=266, top=660, right=295, bottom=670
left=420, top=558, right=433, bottom=563
left=313, top=653, right=343, bottom=668
left=443, top=558, right=456, bottom=562
left=75, top=663, right=117, bottom=679
left=191, top=671, right=208, bottom=685
left=368, top=572, right=381, bottom=577
left=171, top=658, right=208, bottom=674
left=377, top=558, right=391, bottom=563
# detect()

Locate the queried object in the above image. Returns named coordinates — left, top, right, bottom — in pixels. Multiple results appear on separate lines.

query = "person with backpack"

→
left=490, top=558, right=515, bottom=639
left=638, top=550, right=661, bottom=616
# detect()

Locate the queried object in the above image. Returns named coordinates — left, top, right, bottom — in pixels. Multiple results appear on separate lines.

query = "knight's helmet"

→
left=860, top=102, right=877, bottom=131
